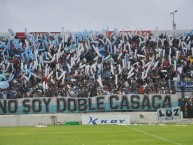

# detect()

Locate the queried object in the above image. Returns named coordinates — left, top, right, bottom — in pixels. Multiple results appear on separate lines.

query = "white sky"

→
left=0, top=0, right=193, bottom=32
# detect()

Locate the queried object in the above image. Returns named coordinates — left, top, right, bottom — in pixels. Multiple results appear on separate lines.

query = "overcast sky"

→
left=0, top=0, right=193, bottom=32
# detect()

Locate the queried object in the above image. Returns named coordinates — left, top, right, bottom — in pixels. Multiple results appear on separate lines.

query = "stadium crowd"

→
left=0, top=29, right=193, bottom=99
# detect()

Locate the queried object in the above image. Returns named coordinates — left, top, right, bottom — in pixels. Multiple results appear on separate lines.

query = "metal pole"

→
left=173, top=13, right=175, bottom=29
left=170, top=10, right=177, bottom=36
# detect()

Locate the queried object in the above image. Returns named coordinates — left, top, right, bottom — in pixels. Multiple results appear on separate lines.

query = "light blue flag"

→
left=28, top=49, right=34, bottom=60
left=12, top=38, right=20, bottom=49
left=8, top=29, right=14, bottom=36
left=0, top=42, right=5, bottom=48
left=0, top=81, right=9, bottom=89
left=187, top=30, right=193, bottom=36
left=0, top=70, right=7, bottom=81
left=109, top=44, right=112, bottom=54
left=7, top=40, right=10, bottom=50
left=6, top=50, right=9, bottom=58
left=28, top=72, right=32, bottom=80
left=39, top=55, right=44, bottom=66
left=8, top=73, right=14, bottom=82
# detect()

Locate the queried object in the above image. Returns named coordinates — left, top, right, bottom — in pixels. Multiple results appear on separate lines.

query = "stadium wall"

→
left=0, top=111, right=190, bottom=127
left=0, top=112, right=158, bottom=127
left=0, top=94, right=183, bottom=126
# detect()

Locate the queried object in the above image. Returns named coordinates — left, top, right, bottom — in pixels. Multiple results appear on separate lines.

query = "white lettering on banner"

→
left=157, top=107, right=181, bottom=121
left=176, top=82, right=193, bottom=91
left=82, top=115, right=130, bottom=125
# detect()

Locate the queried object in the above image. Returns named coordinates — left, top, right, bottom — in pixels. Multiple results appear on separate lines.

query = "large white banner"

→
left=0, top=94, right=180, bottom=115
left=157, top=107, right=181, bottom=121
left=82, top=114, right=130, bottom=125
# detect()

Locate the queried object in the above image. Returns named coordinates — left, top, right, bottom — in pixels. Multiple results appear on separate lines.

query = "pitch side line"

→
left=126, top=126, right=182, bottom=145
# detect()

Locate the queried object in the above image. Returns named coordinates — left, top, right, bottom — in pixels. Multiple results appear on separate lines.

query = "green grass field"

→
left=0, top=124, right=193, bottom=145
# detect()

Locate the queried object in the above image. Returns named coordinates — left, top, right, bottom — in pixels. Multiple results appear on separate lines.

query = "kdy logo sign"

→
left=88, top=116, right=125, bottom=125
left=82, top=115, right=130, bottom=125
